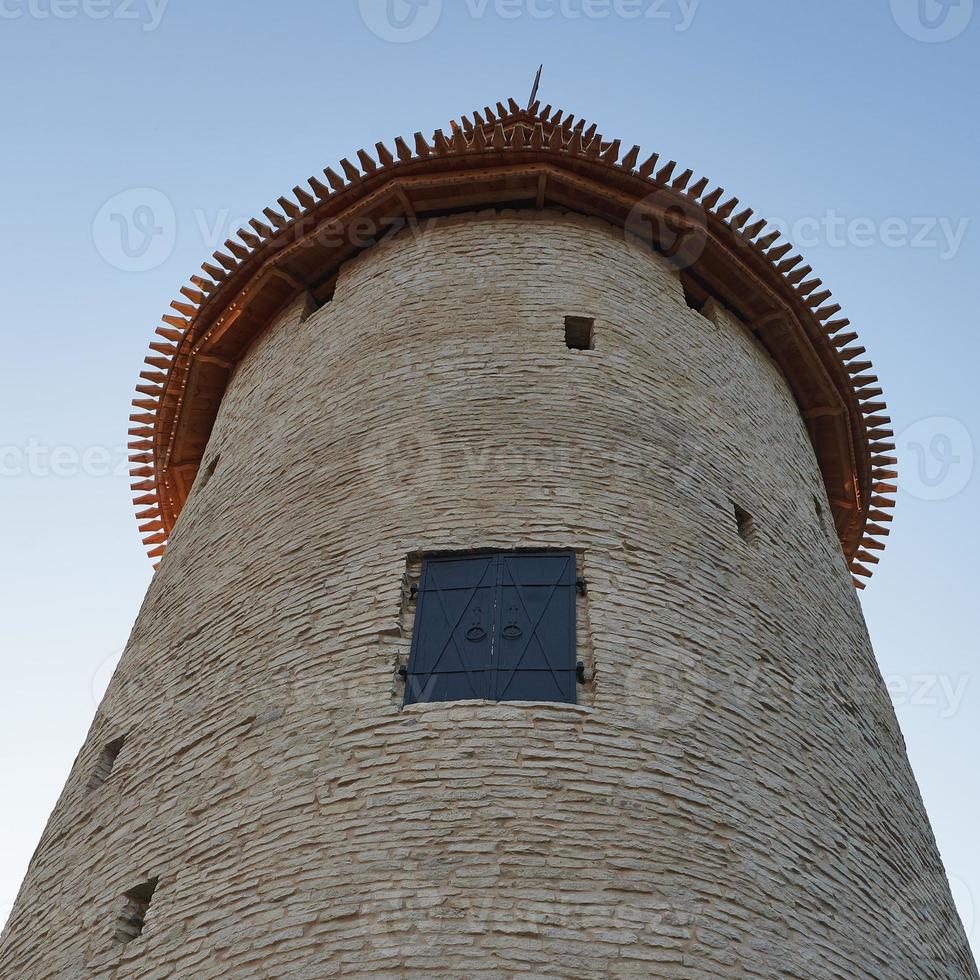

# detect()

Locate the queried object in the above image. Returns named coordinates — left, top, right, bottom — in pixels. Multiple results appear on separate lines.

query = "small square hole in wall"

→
left=87, top=735, right=126, bottom=793
left=564, top=316, right=595, bottom=351
left=733, top=502, right=756, bottom=544
left=114, top=878, right=158, bottom=945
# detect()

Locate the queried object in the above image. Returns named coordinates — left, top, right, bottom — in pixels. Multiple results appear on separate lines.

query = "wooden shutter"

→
left=405, top=552, right=576, bottom=706
left=403, top=554, right=495, bottom=705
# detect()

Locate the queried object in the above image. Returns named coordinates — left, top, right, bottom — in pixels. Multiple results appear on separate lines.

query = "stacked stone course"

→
left=1, top=210, right=974, bottom=978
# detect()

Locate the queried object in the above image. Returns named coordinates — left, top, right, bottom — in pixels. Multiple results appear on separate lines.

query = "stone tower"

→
left=2, top=96, right=975, bottom=979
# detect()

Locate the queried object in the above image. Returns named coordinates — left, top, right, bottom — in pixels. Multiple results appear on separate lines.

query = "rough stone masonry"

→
left=1, top=210, right=974, bottom=978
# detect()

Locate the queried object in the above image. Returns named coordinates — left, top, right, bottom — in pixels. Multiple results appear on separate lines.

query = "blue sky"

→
left=0, top=0, right=977, bottom=951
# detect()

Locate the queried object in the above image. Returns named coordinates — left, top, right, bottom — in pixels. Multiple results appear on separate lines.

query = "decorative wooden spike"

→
left=394, top=137, right=414, bottom=163
left=744, top=219, right=767, bottom=239
left=856, top=550, right=880, bottom=565
left=262, top=208, right=287, bottom=229
left=308, top=175, right=330, bottom=200
left=701, top=187, right=724, bottom=209
left=601, top=139, right=621, bottom=164
left=496, top=102, right=508, bottom=118
left=471, top=125, right=488, bottom=150
left=538, top=104, right=550, bottom=119
left=825, top=318, right=851, bottom=334
left=322, top=168, right=345, bottom=193
left=128, top=439, right=153, bottom=451
left=249, top=217, right=274, bottom=238
left=527, top=101, right=540, bottom=115
left=671, top=169, right=693, bottom=191
left=156, top=327, right=182, bottom=343
left=169, top=301, right=196, bottom=318
left=840, top=346, right=867, bottom=360
left=133, top=493, right=158, bottom=506
left=145, top=357, right=171, bottom=370
left=507, top=98, right=521, bottom=114
left=201, top=262, right=225, bottom=281
left=868, top=511, right=894, bottom=525
left=129, top=427, right=154, bottom=438
left=147, top=545, right=167, bottom=560
left=833, top=332, right=860, bottom=347
left=732, top=208, right=753, bottom=229
left=277, top=196, right=301, bottom=218
left=582, top=123, right=596, bottom=141
left=655, top=161, right=676, bottom=184
left=862, top=536, right=887, bottom=550
left=293, top=185, right=316, bottom=209
left=224, top=240, right=249, bottom=261
left=852, top=562, right=873, bottom=578
left=817, top=304, right=843, bottom=320
left=688, top=177, right=709, bottom=199
left=853, top=374, right=879, bottom=386
left=859, top=387, right=885, bottom=400
left=530, top=123, right=545, bottom=150
left=237, top=227, right=261, bottom=249
left=768, top=242, right=793, bottom=261
left=159, top=316, right=187, bottom=333
left=875, top=468, right=899, bottom=481
left=638, top=153, right=659, bottom=178
left=142, top=532, right=168, bottom=546
left=374, top=142, right=394, bottom=169
left=776, top=255, right=803, bottom=273
left=808, top=289, right=833, bottom=308
left=871, top=495, right=896, bottom=508
left=189, top=275, right=214, bottom=292
left=433, top=129, right=451, bottom=155
left=131, top=465, right=154, bottom=477
left=356, top=149, right=378, bottom=173
left=340, top=158, right=361, bottom=182
left=866, top=523, right=892, bottom=538
left=866, top=415, right=892, bottom=428
left=621, top=145, right=640, bottom=170
left=756, top=230, right=780, bottom=249
left=136, top=507, right=160, bottom=521
left=131, top=480, right=155, bottom=492
left=484, top=105, right=496, bottom=121
left=853, top=578, right=867, bottom=590
left=131, top=412, right=157, bottom=424
left=716, top=198, right=739, bottom=219
left=179, top=286, right=203, bottom=305
left=849, top=361, right=874, bottom=375
left=459, top=114, right=473, bottom=133
left=550, top=108, right=563, bottom=125
left=872, top=454, right=898, bottom=465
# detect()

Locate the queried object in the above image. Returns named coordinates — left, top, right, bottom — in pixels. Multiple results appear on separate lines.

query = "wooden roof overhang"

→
left=130, top=99, right=896, bottom=586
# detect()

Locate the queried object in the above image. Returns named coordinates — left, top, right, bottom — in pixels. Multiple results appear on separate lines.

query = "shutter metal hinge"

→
left=576, top=578, right=588, bottom=596
left=409, top=585, right=419, bottom=601
left=576, top=661, right=587, bottom=684
left=398, top=665, right=409, bottom=680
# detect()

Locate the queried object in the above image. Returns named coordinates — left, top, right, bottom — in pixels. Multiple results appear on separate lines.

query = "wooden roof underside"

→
left=130, top=98, right=896, bottom=587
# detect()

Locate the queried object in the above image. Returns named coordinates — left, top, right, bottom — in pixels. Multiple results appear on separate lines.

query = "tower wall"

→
left=2, top=210, right=974, bottom=978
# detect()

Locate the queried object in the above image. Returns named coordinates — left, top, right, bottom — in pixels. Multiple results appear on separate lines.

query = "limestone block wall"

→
left=1, top=209, right=974, bottom=979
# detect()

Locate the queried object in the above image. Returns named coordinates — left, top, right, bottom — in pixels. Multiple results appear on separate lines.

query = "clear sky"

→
left=0, top=0, right=977, bottom=953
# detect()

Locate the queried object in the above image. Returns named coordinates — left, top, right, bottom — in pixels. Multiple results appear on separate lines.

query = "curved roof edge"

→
left=129, top=96, right=896, bottom=588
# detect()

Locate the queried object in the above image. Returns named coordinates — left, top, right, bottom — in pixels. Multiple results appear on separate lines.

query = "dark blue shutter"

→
left=492, top=553, right=577, bottom=704
left=405, top=552, right=576, bottom=706
left=403, top=555, right=494, bottom=705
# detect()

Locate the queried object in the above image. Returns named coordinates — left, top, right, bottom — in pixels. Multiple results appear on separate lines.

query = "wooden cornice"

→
left=131, top=98, right=895, bottom=587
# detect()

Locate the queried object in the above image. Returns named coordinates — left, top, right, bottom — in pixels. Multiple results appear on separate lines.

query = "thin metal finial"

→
left=527, top=65, right=543, bottom=109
